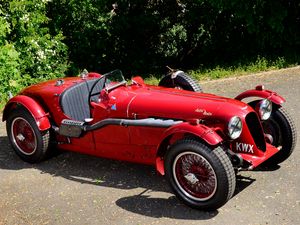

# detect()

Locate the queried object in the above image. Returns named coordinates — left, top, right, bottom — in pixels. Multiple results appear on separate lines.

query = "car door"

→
left=91, top=88, right=136, bottom=161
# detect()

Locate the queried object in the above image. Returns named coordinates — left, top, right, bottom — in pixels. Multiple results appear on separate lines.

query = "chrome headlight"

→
left=228, top=116, right=243, bottom=139
left=256, top=99, right=272, bottom=120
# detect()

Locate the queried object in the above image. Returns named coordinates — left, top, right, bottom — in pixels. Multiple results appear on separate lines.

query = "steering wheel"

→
left=88, top=77, right=106, bottom=103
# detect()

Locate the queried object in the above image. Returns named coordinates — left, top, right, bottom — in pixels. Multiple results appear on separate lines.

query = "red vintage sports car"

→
left=2, top=69, right=296, bottom=210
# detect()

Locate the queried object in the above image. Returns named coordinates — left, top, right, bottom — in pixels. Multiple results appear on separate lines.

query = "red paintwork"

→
left=131, top=76, right=146, bottom=87
left=235, top=88, right=285, bottom=105
left=160, top=122, right=223, bottom=146
left=2, top=73, right=286, bottom=174
left=3, top=95, right=50, bottom=131
left=238, top=143, right=279, bottom=168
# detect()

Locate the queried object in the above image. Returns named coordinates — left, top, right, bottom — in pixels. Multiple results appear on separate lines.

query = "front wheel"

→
left=262, top=107, right=297, bottom=165
left=164, top=139, right=236, bottom=210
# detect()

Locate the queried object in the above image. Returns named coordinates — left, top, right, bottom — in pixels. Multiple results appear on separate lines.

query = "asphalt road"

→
left=0, top=67, right=299, bottom=225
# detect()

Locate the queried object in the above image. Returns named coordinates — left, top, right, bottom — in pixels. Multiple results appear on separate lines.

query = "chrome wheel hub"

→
left=184, top=173, right=199, bottom=184
left=16, top=134, right=25, bottom=141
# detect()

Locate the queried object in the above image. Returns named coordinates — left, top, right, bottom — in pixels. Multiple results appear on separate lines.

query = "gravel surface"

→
left=0, top=66, right=299, bottom=225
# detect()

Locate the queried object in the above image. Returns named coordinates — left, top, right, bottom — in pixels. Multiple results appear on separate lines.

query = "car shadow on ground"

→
left=254, top=164, right=281, bottom=171
left=0, top=135, right=255, bottom=219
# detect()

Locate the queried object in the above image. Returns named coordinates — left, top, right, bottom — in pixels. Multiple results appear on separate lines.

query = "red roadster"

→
left=2, top=69, right=296, bottom=210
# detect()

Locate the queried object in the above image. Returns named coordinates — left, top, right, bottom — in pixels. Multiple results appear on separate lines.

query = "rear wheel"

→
left=6, top=107, right=50, bottom=163
left=164, top=139, right=235, bottom=210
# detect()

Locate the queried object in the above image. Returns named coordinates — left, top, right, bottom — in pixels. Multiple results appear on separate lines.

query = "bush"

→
left=8, top=0, right=69, bottom=81
left=0, top=0, right=69, bottom=104
left=0, top=9, right=22, bottom=103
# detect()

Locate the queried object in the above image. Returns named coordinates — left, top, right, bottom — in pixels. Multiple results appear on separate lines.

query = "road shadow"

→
left=115, top=191, right=218, bottom=219
left=234, top=175, right=256, bottom=196
left=254, top=164, right=281, bottom=171
left=0, top=135, right=256, bottom=219
left=0, top=136, right=166, bottom=190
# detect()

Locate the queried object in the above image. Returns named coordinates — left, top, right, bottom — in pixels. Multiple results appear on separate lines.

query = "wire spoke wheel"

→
left=173, top=152, right=217, bottom=201
left=11, top=117, right=37, bottom=155
left=6, top=107, right=50, bottom=163
left=165, top=139, right=235, bottom=210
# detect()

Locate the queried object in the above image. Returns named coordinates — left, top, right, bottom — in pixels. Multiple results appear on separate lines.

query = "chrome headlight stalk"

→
left=256, top=99, right=272, bottom=120
left=228, top=116, right=243, bottom=140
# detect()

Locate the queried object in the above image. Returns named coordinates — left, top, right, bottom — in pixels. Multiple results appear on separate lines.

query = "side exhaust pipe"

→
left=57, top=118, right=182, bottom=138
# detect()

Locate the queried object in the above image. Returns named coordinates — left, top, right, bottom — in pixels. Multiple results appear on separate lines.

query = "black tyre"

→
left=262, top=107, right=297, bottom=165
left=164, top=139, right=235, bottom=210
left=6, top=107, right=50, bottom=163
left=159, top=71, right=202, bottom=92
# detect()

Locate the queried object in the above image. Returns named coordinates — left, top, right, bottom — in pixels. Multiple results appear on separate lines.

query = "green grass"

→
left=144, top=56, right=298, bottom=85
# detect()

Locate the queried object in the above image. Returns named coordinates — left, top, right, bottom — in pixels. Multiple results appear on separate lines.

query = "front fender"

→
left=155, top=122, right=223, bottom=175
left=161, top=122, right=223, bottom=146
left=235, top=86, right=285, bottom=105
left=2, top=95, right=50, bottom=131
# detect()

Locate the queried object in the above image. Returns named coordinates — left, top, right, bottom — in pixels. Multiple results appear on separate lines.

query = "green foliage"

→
left=157, top=23, right=187, bottom=58
left=47, top=0, right=111, bottom=74
left=0, top=10, right=22, bottom=104
left=8, top=0, right=69, bottom=81
left=0, top=0, right=69, bottom=105
left=47, top=0, right=299, bottom=76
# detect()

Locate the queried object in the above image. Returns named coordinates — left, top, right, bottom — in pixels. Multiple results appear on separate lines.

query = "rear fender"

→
left=235, top=86, right=285, bottom=105
left=155, top=122, right=223, bottom=175
left=2, top=95, right=50, bottom=131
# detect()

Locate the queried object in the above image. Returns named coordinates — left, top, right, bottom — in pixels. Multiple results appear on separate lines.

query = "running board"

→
left=59, top=118, right=182, bottom=137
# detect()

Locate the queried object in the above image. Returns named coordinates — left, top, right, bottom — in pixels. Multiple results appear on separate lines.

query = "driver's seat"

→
left=60, top=79, right=104, bottom=121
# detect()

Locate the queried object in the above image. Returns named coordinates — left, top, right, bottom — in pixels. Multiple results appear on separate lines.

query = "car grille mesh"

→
left=245, top=112, right=266, bottom=151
